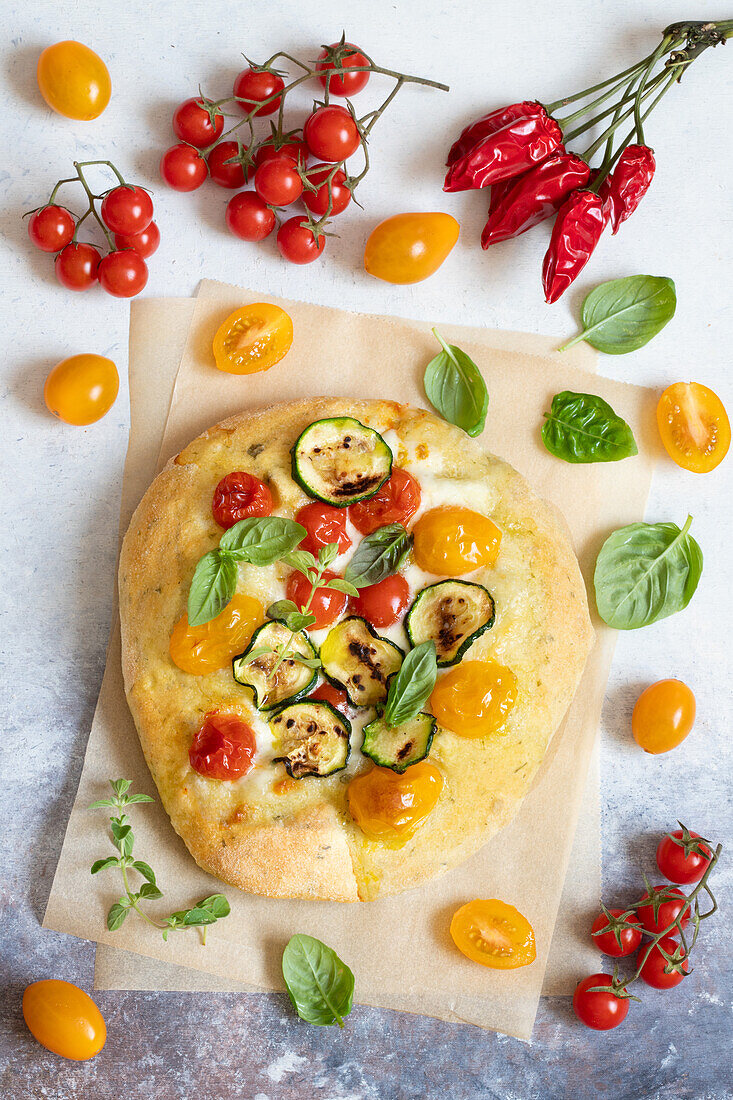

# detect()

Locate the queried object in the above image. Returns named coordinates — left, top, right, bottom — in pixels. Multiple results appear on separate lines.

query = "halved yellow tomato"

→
left=656, top=381, right=730, bottom=473
left=37, top=41, right=111, bottom=121
left=212, top=303, right=294, bottom=374
left=364, top=212, right=459, bottom=284
left=347, top=761, right=443, bottom=842
left=170, top=594, right=263, bottom=675
left=412, top=506, right=501, bottom=575
left=431, top=660, right=518, bottom=737
left=450, top=899, right=536, bottom=969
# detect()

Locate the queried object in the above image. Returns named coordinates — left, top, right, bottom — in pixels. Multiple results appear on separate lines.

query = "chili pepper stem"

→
left=545, top=53, right=655, bottom=113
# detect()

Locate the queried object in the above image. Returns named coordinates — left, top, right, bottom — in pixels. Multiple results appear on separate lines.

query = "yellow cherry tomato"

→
left=170, top=594, right=263, bottom=675
left=632, top=679, right=696, bottom=754
left=37, top=41, right=111, bottom=121
left=212, top=303, right=293, bottom=375
left=656, top=382, right=730, bottom=473
left=450, top=899, right=536, bottom=970
left=44, top=354, right=119, bottom=425
left=364, top=212, right=460, bottom=284
left=412, top=506, right=501, bottom=575
left=347, top=761, right=443, bottom=842
left=431, top=660, right=518, bottom=738
left=22, top=980, right=106, bottom=1061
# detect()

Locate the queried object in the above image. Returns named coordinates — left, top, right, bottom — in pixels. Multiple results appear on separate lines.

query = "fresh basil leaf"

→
left=594, top=515, right=703, bottom=629
left=107, top=901, right=129, bottom=931
left=267, top=599, right=301, bottom=622
left=187, top=549, right=238, bottom=627
left=384, top=641, right=438, bottom=727
left=199, top=894, right=231, bottom=919
left=541, top=391, right=638, bottom=463
left=285, top=549, right=318, bottom=576
left=91, top=856, right=119, bottom=874
left=345, top=524, right=412, bottom=588
left=559, top=275, right=676, bottom=355
left=423, top=328, right=489, bottom=437
left=282, top=933, right=354, bottom=1028
left=326, top=577, right=360, bottom=597
left=220, top=517, right=306, bottom=565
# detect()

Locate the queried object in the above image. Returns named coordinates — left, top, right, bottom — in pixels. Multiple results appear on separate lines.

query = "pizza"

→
left=119, top=398, right=593, bottom=902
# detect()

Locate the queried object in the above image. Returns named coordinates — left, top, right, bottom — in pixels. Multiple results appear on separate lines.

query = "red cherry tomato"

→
left=310, top=682, right=350, bottom=711
left=590, top=909, right=643, bottom=958
left=304, top=105, right=360, bottom=162
left=349, top=574, right=410, bottom=628
left=212, top=472, right=273, bottom=528
left=656, top=830, right=712, bottom=885
left=100, top=186, right=153, bottom=236
left=28, top=205, right=75, bottom=252
left=295, top=502, right=351, bottom=557
left=316, top=42, right=371, bottom=96
left=98, top=251, right=148, bottom=298
left=639, top=935, right=689, bottom=989
left=207, top=141, right=247, bottom=188
left=225, top=192, right=276, bottom=242
left=233, top=67, right=284, bottom=116
left=286, top=570, right=347, bottom=629
left=173, top=97, right=223, bottom=148
left=254, top=156, right=303, bottom=206
left=350, top=467, right=421, bottom=535
left=302, top=164, right=351, bottom=217
left=114, top=220, right=160, bottom=259
left=160, top=143, right=208, bottom=191
left=255, top=135, right=308, bottom=168
left=189, top=712, right=256, bottom=780
left=573, top=974, right=630, bottom=1030
left=276, top=217, right=326, bottom=264
left=637, top=886, right=691, bottom=935
left=54, top=242, right=100, bottom=291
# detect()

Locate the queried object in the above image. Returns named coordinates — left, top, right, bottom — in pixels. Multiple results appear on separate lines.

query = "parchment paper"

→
left=44, top=282, right=657, bottom=1040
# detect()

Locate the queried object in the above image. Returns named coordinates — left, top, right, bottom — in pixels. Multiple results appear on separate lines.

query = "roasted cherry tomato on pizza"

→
left=212, top=472, right=274, bottom=528
left=44, top=354, right=119, bottom=425
left=431, top=660, right=518, bottom=738
left=656, top=382, right=730, bottom=473
left=656, top=829, right=712, bottom=885
left=347, top=762, right=443, bottom=842
left=348, top=574, right=410, bottom=628
left=636, top=886, right=691, bottom=935
left=350, top=467, right=421, bottom=535
left=212, top=304, right=293, bottom=374
left=591, top=909, right=642, bottom=957
left=23, top=980, right=107, bottom=1061
left=450, top=899, right=536, bottom=970
left=632, top=679, right=695, bottom=754
left=413, top=506, right=501, bottom=575
left=170, top=594, right=264, bottom=675
left=189, top=711, right=257, bottom=780
left=573, top=974, right=630, bottom=1031
left=286, top=570, right=347, bottom=629
left=295, top=502, right=351, bottom=557
left=310, top=682, right=350, bottom=711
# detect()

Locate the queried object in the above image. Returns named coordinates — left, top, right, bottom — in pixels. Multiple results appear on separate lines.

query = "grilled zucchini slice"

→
left=291, top=417, right=392, bottom=506
left=232, top=622, right=317, bottom=711
left=270, top=700, right=351, bottom=778
left=320, top=616, right=403, bottom=707
left=405, top=580, right=495, bottom=667
left=361, top=712, right=436, bottom=773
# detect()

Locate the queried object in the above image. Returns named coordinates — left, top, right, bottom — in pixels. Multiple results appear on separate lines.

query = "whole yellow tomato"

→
left=347, top=761, right=443, bottom=842
left=44, top=354, right=119, bottom=425
left=431, top=660, right=518, bottom=737
left=412, top=506, right=501, bottom=575
left=364, top=212, right=459, bottom=284
left=22, top=980, right=106, bottom=1061
left=170, top=594, right=264, bottom=675
left=632, top=679, right=696, bottom=754
left=37, top=41, right=111, bottom=121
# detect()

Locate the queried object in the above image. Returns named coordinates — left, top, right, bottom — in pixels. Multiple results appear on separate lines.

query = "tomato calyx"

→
left=591, top=905, right=642, bottom=956
left=663, top=821, right=713, bottom=863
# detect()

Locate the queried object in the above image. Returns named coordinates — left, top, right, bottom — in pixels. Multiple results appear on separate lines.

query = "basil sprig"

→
left=344, top=523, right=412, bottom=589
left=542, top=391, right=638, bottom=463
left=282, top=933, right=354, bottom=1028
left=383, top=641, right=438, bottom=727
left=594, top=515, right=703, bottom=629
left=423, top=328, right=488, bottom=437
left=559, top=275, right=676, bottom=355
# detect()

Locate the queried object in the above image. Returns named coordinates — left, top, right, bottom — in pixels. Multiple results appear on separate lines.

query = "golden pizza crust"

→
left=119, top=398, right=593, bottom=902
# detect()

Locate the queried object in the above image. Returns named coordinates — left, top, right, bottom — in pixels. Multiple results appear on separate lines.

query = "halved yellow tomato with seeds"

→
left=450, top=899, right=536, bottom=969
left=212, top=303, right=293, bottom=375
left=656, top=381, right=729, bottom=473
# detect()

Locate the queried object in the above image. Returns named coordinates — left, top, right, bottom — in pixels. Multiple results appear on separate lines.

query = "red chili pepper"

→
left=446, top=101, right=547, bottom=167
left=481, top=152, right=590, bottom=248
left=542, top=190, right=606, bottom=304
left=443, top=113, right=563, bottom=193
left=604, top=144, right=656, bottom=233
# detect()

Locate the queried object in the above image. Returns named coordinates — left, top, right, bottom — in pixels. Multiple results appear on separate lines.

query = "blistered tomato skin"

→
left=450, top=899, right=536, bottom=969
left=295, top=502, right=351, bottom=557
left=632, top=679, right=695, bottom=754
left=349, top=574, right=410, bottom=628
left=212, top=304, right=294, bottom=374
left=22, top=980, right=106, bottom=1060
left=656, top=381, right=730, bottom=473
left=364, top=212, right=460, bottom=284
left=170, top=594, right=264, bottom=675
left=37, top=41, right=111, bottom=121
left=412, top=506, right=501, bottom=575
left=347, top=761, right=443, bottom=842
left=350, top=468, right=421, bottom=535
left=431, top=660, right=518, bottom=738
left=44, top=354, right=119, bottom=425
left=189, top=712, right=257, bottom=780
left=212, top=472, right=273, bottom=528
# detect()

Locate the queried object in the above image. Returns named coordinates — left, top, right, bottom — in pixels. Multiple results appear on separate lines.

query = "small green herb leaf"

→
left=200, top=894, right=231, bottom=919
left=91, top=856, right=119, bottom=875
left=291, top=654, right=322, bottom=669
left=187, top=550, right=238, bottom=627
left=559, top=275, right=676, bottom=355
left=318, top=541, right=340, bottom=567
left=285, top=549, right=319, bottom=576
left=139, top=882, right=164, bottom=900
left=220, top=517, right=306, bottom=564
left=541, top=391, right=638, bottom=463
left=124, top=793, right=155, bottom=804
left=132, top=860, right=156, bottom=883
left=345, top=524, right=412, bottom=589
left=107, top=902, right=129, bottom=931
left=267, top=599, right=301, bottom=622
left=423, top=328, right=489, bottom=437
left=326, top=577, right=360, bottom=597
left=384, top=641, right=438, bottom=727
left=282, top=933, right=355, bottom=1028
left=113, top=779, right=132, bottom=796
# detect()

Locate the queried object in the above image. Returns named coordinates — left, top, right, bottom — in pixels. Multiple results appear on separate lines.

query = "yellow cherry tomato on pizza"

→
left=656, top=382, right=730, bottom=473
left=37, top=41, right=111, bottom=120
left=347, top=761, right=443, bottom=841
left=364, top=212, right=459, bottom=284
left=450, top=900, right=536, bottom=970
left=412, top=506, right=501, bottom=575
left=43, top=354, right=119, bottom=425
left=431, top=660, right=518, bottom=737
left=212, top=303, right=293, bottom=374
left=22, top=980, right=106, bottom=1060
left=631, top=679, right=696, bottom=754
left=170, top=594, right=263, bottom=675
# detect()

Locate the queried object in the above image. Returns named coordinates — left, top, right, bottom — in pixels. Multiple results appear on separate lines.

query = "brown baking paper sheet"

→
left=44, top=282, right=657, bottom=1040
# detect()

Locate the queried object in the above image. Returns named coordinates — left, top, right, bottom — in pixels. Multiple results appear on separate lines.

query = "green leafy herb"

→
left=90, top=779, right=230, bottom=944
left=541, top=391, right=638, bottom=463
left=282, top=933, right=355, bottom=1028
left=423, top=328, right=488, bottom=437
left=267, top=599, right=317, bottom=633
left=187, top=550, right=239, bottom=627
left=344, top=524, right=412, bottom=589
left=220, top=516, right=305, bottom=564
left=559, top=275, right=676, bottom=355
left=594, top=515, right=703, bottom=629
left=383, top=641, right=438, bottom=727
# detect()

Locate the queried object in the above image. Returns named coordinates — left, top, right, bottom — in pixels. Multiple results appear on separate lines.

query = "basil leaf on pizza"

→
left=344, top=523, right=412, bottom=588
left=383, top=641, right=438, bottom=727
left=282, top=933, right=355, bottom=1028
left=424, top=328, right=488, bottom=437
left=220, top=516, right=306, bottom=565
left=187, top=550, right=238, bottom=627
